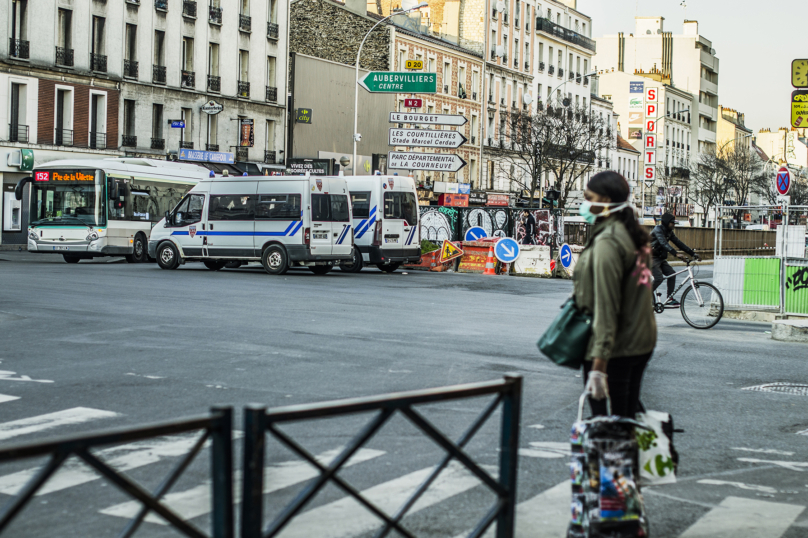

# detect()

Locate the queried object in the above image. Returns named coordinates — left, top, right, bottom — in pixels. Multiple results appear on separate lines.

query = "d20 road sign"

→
left=388, top=152, right=466, bottom=172
left=360, top=72, right=436, bottom=93
left=405, top=60, right=423, bottom=70
left=777, top=166, right=791, bottom=196
left=440, top=240, right=464, bottom=263
left=404, top=98, right=422, bottom=108
left=559, top=243, right=573, bottom=269
left=389, top=112, right=468, bottom=127
left=792, top=90, right=808, bottom=128
left=389, top=128, right=467, bottom=149
left=465, top=226, right=488, bottom=241
left=494, top=237, right=520, bottom=263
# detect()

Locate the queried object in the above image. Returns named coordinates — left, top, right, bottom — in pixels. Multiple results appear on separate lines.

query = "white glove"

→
left=586, top=370, right=609, bottom=400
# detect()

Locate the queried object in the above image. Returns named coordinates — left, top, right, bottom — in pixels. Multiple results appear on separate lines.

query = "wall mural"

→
left=462, top=208, right=509, bottom=239
left=514, top=209, right=553, bottom=246
left=420, top=207, right=460, bottom=242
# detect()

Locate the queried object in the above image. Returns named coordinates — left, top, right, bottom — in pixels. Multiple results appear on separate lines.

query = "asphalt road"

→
left=0, top=252, right=805, bottom=538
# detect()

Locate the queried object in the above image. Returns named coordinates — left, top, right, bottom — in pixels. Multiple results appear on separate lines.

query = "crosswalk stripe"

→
left=275, top=461, right=492, bottom=538
left=0, top=407, right=119, bottom=442
left=0, top=394, right=20, bottom=404
left=678, top=496, right=804, bottom=538
left=100, top=448, right=385, bottom=525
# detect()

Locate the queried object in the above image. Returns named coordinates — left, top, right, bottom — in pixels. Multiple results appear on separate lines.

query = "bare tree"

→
left=689, top=149, right=733, bottom=228
left=724, top=144, right=769, bottom=220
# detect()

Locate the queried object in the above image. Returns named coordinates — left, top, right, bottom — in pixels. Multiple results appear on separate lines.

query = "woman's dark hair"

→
left=587, top=171, right=649, bottom=249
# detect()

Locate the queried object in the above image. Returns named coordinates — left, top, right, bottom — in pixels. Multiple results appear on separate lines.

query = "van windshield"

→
left=383, top=192, right=418, bottom=224
left=311, top=194, right=350, bottom=222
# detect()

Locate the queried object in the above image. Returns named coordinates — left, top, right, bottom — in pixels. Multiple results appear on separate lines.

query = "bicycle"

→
left=653, top=258, right=724, bottom=329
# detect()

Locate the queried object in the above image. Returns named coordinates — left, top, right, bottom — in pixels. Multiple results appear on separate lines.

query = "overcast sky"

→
left=580, top=0, right=802, bottom=133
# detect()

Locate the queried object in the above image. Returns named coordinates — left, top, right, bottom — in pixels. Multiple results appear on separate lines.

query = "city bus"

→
left=16, top=158, right=209, bottom=263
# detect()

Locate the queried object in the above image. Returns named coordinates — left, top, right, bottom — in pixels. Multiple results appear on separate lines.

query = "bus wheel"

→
left=376, top=262, right=401, bottom=273
left=339, top=248, right=363, bottom=273
left=262, top=246, right=288, bottom=275
left=63, top=255, right=81, bottom=264
left=309, top=265, right=332, bottom=275
left=157, top=242, right=180, bottom=270
left=126, top=234, right=148, bottom=263
left=204, top=260, right=226, bottom=271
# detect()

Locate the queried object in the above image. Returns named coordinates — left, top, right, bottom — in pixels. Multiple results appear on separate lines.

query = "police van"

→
left=148, top=175, right=354, bottom=275
left=340, top=175, right=421, bottom=273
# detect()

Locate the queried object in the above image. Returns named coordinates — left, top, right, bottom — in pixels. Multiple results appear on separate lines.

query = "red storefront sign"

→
left=486, top=194, right=509, bottom=206
left=438, top=193, right=469, bottom=207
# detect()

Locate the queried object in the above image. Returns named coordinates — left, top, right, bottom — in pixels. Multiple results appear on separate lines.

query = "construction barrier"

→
left=512, top=246, right=552, bottom=276
left=457, top=239, right=508, bottom=274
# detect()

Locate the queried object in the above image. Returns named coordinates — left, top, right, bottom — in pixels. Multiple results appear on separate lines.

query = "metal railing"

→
left=155, top=0, right=168, bottom=11
left=239, top=14, right=251, bottom=32
left=238, top=81, right=250, bottom=98
left=264, top=150, right=276, bottom=164
left=209, top=5, right=223, bottom=24
left=538, top=61, right=545, bottom=71
left=182, top=70, right=196, bottom=88
left=55, top=128, right=73, bottom=146
left=153, top=64, right=166, bottom=84
left=183, top=0, right=197, bottom=17
left=266, top=86, right=277, bottom=102
left=206, top=143, right=219, bottom=151
left=535, top=17, right=596, bottom=52
left=121, top=135, right=137, bottom=147
left=236, top=147, right=248, bottom=161
left=180, top=141, right=194, bottom=149
left=89, top=131, right=106, bottom=149
left=548, top=65, right=554, bottom=75
left=151, top=137, right=165, bottom=150
left=124, top=59, right=138, bottom=78
left=0, top=407, right=233, bottom=538
left=8, top=124, right=29, bottom=143
left=267, top=22, right=279, bottom=39
left=55, top=46, right=74, bottom=67
left=9, top=38, right=29, bottom=59
left=90, top=53, right=107, bottom=72
left=558, top=68, right=563, bottom=78
left=208, top=75, right=221, bottom=92
left=241, top=376, right=521, bottom=538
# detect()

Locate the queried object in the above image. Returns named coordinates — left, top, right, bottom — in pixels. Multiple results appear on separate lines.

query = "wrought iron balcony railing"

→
left=264, top=150, right=276, bottom=164
left=121, top=135, right=137, bottom=147
left=208, top=75, right=221, bottom=92
left=8, top=124, right=29, bottom=143
left=151, top=138, right=165, bottom=150
left=9, top=39, right=29, bottom=59
left=153, top=64, right=166, bottom=84
left=236, top=147, right=248, bottom=161
left=266, top=86, right=277, bottom=102
left=535, top=17, right=597, bottom=53
left=55, top=129, right=73, bottom=146
left=183, top=0, right=197, bottom=18
left=155, top=0, right=168, bottom=11
left=206, top=143, right=219, bottom=151
left=209, top=6, right=222, bottom=24
left=180, top=141, right=193, bottom=149
left=239, top=14, right=251, bottom=32
left=181, top=70, right=195, bottom=88
left=238, top=81, right=250, bottom=98
left=55, top=46, right=74, bottom=67
left=267, top=22, right=279, bottom=39
left=124, top=59, right=138, bottom=79
left=89, top=132, right=106, bottom=149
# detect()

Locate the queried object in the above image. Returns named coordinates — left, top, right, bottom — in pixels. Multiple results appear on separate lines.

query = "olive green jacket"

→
left=573, top=217, right=657, bottom=361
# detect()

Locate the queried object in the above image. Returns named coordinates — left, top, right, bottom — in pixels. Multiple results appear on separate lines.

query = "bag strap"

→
left=577, top=386, right=612, bottom=422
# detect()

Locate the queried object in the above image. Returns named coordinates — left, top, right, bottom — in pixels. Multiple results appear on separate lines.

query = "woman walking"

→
left=574, top=171, right=657, bottom=417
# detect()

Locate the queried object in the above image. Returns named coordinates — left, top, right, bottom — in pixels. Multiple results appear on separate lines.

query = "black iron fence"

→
left=89, top=131, right=106, bottom=149
left=239, top=14, right=251, bottom=32
left=9, top=38, right=29, bottom=59
left=266, top=86, right=278, bottom=102
left=55, top=46, right=74, bottom=67
left=90, top=52, right=107, bottom=72
left=267, top=22, right=279, bottom=39
left=183, top=0, right=197, bottom=18
left=55, top=128, right=73, bottom=146
left=153, top=64, right=167, bottom=84
left=124, top=59, right=139, bottom=79
left=8, top=124, right=29, bottom=143
left=182, top=70, right=196, bottom=88
left=209, top=6, right=223, bottom=24
left=535, top=17, right=596, bottom=52
left=208, top=75, right=221, bottom=92
left=238, top=81, right=250, bottom=98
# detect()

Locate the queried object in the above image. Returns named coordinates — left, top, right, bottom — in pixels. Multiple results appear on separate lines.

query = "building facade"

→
left=717, top=106, right=753, bottom=152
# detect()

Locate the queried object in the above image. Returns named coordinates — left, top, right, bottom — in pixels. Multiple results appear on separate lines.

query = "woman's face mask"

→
left=578, top=200, right=630, bottom=224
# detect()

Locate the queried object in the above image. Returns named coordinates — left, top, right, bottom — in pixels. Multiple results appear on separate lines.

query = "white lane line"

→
left=696, top=479, right=778, bottom=494
left=100, top=448, right=385, bottom=525
left=0, top=369, right=53, bottom=383
left=0, top=394, right=20, bottom=404
left=0, top=407, right=119, bottom=442
left=519, top=442, right=570, bottom=459
left=731, top=447, right=795, bottom=456
left=737, top=458, right=808, bottom=471
left=451, top=480, right=570, bottom=538
left=275, top=461, right=491, bottom=538
left=678, top=496, right=804, bottom=538
left=0, top=434, right=205, bottom=496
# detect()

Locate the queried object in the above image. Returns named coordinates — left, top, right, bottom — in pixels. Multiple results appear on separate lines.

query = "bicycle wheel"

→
left=680, top=282, right=724, bottom=329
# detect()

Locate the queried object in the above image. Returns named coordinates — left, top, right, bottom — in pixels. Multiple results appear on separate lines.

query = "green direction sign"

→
left=359, top=72, right=437, bottom=93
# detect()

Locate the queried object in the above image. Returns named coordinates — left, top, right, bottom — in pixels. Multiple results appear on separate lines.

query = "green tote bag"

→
left=536, top=298, right=592, bottom=369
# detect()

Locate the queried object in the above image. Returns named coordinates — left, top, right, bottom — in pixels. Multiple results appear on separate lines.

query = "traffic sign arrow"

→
left=359, top=72, right=437, bottom=93
left=464, top=226, right=488, bottom=241
left=388, top=152, right=466, bottom=172
left=494, top=238, right=520, bottom=263
left=389, top=112, right=468, bottom=126
left=388, top=128, right=467, bottom=149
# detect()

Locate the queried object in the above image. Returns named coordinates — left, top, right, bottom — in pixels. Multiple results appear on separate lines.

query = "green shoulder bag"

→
left=536, top=298, right=592, bottom=369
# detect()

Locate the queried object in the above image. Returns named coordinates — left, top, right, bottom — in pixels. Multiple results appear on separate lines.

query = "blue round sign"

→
left=465, top=226, right=488, bottom=241
left=494, top=238, right=520, bottom=263
left=559, top=243, right=573, bottom=269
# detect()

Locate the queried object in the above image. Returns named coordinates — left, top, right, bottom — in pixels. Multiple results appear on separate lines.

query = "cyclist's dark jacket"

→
left=651, top=213, right=695, bottom=260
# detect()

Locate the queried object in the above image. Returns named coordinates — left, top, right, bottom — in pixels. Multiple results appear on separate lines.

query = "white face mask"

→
left=578, top=200, right=631, bottom=224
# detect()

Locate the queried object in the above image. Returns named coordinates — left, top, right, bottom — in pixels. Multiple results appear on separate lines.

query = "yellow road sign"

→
left=440, top=240, right=464, bottom=263
left=792, top=90, right=808, bottom=128
left=405, top=60, right=424, bottom=70
left=792, top=59, right=808, bottom=88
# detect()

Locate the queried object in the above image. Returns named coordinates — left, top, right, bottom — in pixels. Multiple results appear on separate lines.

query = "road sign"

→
left=791, top=90, right=808, bottom=128
left=405, top=60, right=423, bottom=70
left=169, top=120, right=185, bottom=128
left=296, top=108, right=313, bottom=124
left=792, top=59, right=808, bottom=88
left=388, top=128, right=467, bottom=149
left=559, top=243, right=573, bottom=269
left=359, top=72, right=436, bottom=93
left=388, top=152, right=466, bottom=172
left=389, top=112, right=468, bottom=126
left=494, top=238, right=520, bottom=263
left=777, top=167, right=791, bottom=196
left=465, top=226, right=488, bottom=241
left=404, top=98, right=422, bottom=108
left=440, top=240, right=464, bottom=263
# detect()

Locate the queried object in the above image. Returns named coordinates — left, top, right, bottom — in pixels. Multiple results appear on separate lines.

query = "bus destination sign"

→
left=34, top=171, right=95, bottom=182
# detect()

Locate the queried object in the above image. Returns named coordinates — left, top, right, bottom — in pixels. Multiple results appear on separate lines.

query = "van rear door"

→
left=329, top=189, right=352, bottom=258
left=381, top=186, right=418, bottom=251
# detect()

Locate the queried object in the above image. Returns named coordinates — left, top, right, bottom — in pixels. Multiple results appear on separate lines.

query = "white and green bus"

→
left=16, top=158, right=210, bottom=263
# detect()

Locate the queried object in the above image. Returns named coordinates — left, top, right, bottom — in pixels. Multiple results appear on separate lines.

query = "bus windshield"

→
left=29, top=169, right=106, bottom=227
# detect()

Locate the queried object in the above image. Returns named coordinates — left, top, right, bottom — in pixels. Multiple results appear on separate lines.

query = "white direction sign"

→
left=388, top=152, right=467, bottom=172
left=389, top=112, right=468, bottom=127
left=389, top=128, right=467, bottom=149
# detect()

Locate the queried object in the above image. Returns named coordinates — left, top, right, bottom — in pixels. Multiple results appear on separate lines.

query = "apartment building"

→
left=717, top=106, right=753, bottom=152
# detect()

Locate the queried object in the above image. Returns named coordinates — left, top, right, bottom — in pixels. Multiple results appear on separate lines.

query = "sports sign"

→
left=440, top=240, right=464, bottom=263
left=776, top=166, right=791, bottom=196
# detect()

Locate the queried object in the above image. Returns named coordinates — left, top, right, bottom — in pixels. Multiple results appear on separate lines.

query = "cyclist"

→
left=651, top=213, right=699, bottom=306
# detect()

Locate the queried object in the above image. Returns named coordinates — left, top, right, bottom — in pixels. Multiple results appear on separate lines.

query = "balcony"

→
left=209, top=6, right=222, bottom=24
left=123, top=59, right=138, bottom=79
left=535, top=17, right=597, bottom=53
left=238, top=81, right=250, bottom=98
left=471, top=136, right=476, bottom=144
left=267, top=22, right=279, bottom=39
left=515, top=18, right=519, bottom=27
left=583, top=76, right=589, bottom=86
left=503, top=13, right=508, bottom=24
left=183, top=0, right=197, bottom=18
left=180, top=141, right=193, bottom=149
left=236, top=147, right=248, bottom=161
left=206, top=143, right=219, bottom=151
left=525, top=62, right=529, bottom=70
left=153, top=64, right=166, bottom=84
left=55, top=129, right=73, bottom=146
left=568, top=71, right=574, bottom=80
left=266, top=86, right=278, bottom=102
left=208, top=75, right=221, bottom=92
left=90, top=53, right=107, bottom=73
left=239, top=14, right=251, bottom=32
left=548, top=65, right=554, bottom=75
left=55, top=47, right=74, bottom=67
left=264, top=150, right=276, bottom=164
left=121, top=135, right=137, bottom=147
left=490, top=50, right=496, bottom=60
left=513, top=58, right=519, bottom=68
left=8, top=124, right=29, bottom=143
left=576, top=72, right=581, bottom=83
left=472, top=91, right=477, bottom=101
left=151, top=138, right=165, bottom=150
left=9, top=39, right=29, bottom=60
left=558, top=68, right=563, bottom=78
left=502, top=55, right=508, bottom=64
left=488, top=94, right=494, bottom=103
left=155, top=0, right=168, bottom=11
left=181, top=70, right=195, bottom=88
left=538, top=61, right=545, bottom=72
left=89, top=132, right=106, bottom=149
left=526, top=22, right=530, bottom=32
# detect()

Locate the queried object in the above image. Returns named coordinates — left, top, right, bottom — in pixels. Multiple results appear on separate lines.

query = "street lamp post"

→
left=351, top=3, right=427, bottom=174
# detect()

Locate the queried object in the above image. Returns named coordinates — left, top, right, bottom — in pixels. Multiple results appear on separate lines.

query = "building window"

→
left=428, top=57, right=435, bottom=72
left=443, top=61, right=451, bottom=93
left=238, top=49, right=250, bottom=97
left=180, top=108, right=193, bottom=148
left=268, top=0, right=277, bottom=22
left=54, top=87, right=74, bottom=146
left=206, top=113, right=217, bottom=149
left=11, top=0, right=29, bottom=58
left=9, top=83, right=28, bottom=143
left=398, top=50, right=405, bottom=70
left=89, top=92, right=107, bottom=149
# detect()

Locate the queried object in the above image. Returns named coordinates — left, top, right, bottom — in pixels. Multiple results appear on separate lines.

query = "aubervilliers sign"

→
left=359, top=72, right=437, bottom=93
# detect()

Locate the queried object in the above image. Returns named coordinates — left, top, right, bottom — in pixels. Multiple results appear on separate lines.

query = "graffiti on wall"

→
left=515, top=210, right=554, bottom=246
left=420, top=207, right=460, bottom=242
left=462, top=208, right=509, bottom=239
left=786, top=267, right=808, bottom=292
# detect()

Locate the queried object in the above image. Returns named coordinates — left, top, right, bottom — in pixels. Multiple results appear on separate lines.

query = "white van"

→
left=148, top=175, right=354, bottom=275
left=340, top=175, right=421, bottom=273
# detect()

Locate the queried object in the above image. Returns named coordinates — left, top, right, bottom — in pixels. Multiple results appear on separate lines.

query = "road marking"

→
left=0, top=369, right=53, bottom=383
left=737, top=458, right=808, bottom=471
left=0, top=407, right=119, bottom=442
left=125, top=373, right=165, bottom=380
left=518, top=442, right=570, bottom=459
left=274, top=461, right=490, bottom=538
left=731, top=447, right=795, bottom=456
left=527, top=424, right=545, bottom=430
left=100, top=448, right=385, bottom=525
left=696, top=479, right=778, bottom=494
left=0, top=394, right=20, bottom=404
left=0, top=434, right=205, bottom=496
left=678, top=496, right=804, bottom=538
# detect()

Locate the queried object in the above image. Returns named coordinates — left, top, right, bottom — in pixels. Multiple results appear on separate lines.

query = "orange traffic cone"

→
left=483, top=245, right=497, bottom=275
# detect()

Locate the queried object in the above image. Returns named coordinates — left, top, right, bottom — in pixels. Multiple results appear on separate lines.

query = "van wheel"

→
left=126, top=234, right=148, bottom=263
left=376, top=262, right=401, bottom=273
left=340, top=248, right=364, bottom=273
left=157, top=242, right=180, bottom=270
left=204, top=260, right=226, bottom=271
left=262, top=246, right=288, bottom=275
left=63, top=255, right=81, bottom=264
left=309, top=265, right=332, bottom=275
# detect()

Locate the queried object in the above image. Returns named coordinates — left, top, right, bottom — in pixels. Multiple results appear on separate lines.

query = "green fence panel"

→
left=742, top=258, right=780, bottom=306
left=785, top=265, right=808, bottom=314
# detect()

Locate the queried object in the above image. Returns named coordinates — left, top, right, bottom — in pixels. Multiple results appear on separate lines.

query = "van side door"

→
left=168, top=193, right=206, bottom=256
left=207, top=183, right=257, bottom=258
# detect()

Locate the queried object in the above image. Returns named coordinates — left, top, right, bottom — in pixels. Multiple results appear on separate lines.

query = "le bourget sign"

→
left=201, top=100, right=224, bottom=115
